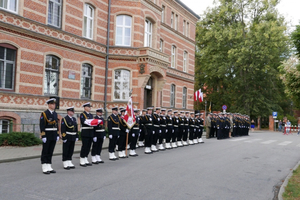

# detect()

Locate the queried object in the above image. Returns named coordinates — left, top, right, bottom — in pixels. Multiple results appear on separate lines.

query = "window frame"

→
left=186, top=22, right=189, bottom=37
left=171, top=45, right=176, bottom=69
left=182, top=87, right=187, bottom=109
left=115, top=15, right=132, bottom=47
left=44, top=55, right=60, bottom=96
left=144, top=19, right=153, bottom=47
left=183, top=51, right=188, bottom=72
left=83, top=3, right=94, bottom=39
left=183, top=20, right=186, bottom=36
left=159, top=39, right=163, bottom=52
left=81, top=63, right=93, bottom=99
left=161, top=5, right=165, bottom=23
left=113, top=69, right=131, bottom=101
left=171, top=12, right=174, bottom=28
left=0, top=119, right=10, bottom=134
left=48, top=0, right=62, bottom=28
left=0, top=44, right=16, bottom=91
left=0, top=0, right=18, bottom=13
left=175, top=14, right=178, bottom=31
left=170, top=84, right=176, bottom=108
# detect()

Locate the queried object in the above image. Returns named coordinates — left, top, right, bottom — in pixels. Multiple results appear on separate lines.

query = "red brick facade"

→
left=0, top=0, right=199, bottom=123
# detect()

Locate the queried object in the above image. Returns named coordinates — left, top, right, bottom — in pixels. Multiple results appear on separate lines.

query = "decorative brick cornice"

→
left=166, top=68, right=194, bottom=83
left=161, top=22, right=196, bottom=44
left=142, top=0, right=163, bottom=12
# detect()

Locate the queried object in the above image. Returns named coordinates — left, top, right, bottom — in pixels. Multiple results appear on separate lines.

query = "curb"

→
left=278, top=160, right=300, bottom=200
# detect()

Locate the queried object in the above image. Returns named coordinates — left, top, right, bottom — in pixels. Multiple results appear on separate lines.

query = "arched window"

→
left=44, top=55, right=60, bottom=95
left=171, top=45, right=176, bottom=68
left=83, top=4, right=94, bottom=39
left=0, top=44, right=17, bottom=90
left=170, top=84, right=176, bottom=108
left=182, top=87, right=187, bottom=108
left=114, top=69, right=130, bottom=101
left=81, top=63, right=92, bottom=99
left=144, top=19, right=153, bottom=47
left=183, top=51, right=188, bottom=72
left=0, top=119, right=10, bottom=133
left=0, top=0, right=18, bottom=13
left=116, top=15, right=132, bottom=46
left=48, top=0, right=62, bottom=28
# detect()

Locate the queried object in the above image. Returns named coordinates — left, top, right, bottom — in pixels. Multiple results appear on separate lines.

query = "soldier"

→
left=224, top=113, right=230, bottom=138
left=232, top=113, right=237, bottom=137
left=172, top=111, right=179, bottom=148
left=217, top=113, right=224, bottom=140
left=40, top=98, right=59, bottom=174
left=210, top=114, right=216, bottom=138
left=107, top=107, right=119, bottom=160
left=206, top=113, right=211, bottom=139
left=177, top=111, right=185, bottom=147
left=144, top=107, right=154, bottom=154
left=151, top=107, right=161, bottom=152
left=194, top=113, right=200, bottom=144
left=158, top=108, right=167, bottom=151
left=129, top=109, right=140, bottom=156
left=188, top=112, right=195, bottom=145
left=138, top=109, right=147, bottom=147
left=165, top=109, right=173, bottom=149
left=198, top=113, right=204, bottom=143
left=79, top=102, right=94, bottom=167
left=61, top=106, right=78, bottom=170
left=182, top=111, right=190, bottom=146
left=91, top=108, right=105, bottom=164
left=117, top=108, right=129, bottom=158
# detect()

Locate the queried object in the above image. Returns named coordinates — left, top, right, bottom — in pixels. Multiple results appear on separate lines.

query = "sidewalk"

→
left=0, top=139, right=109, bottom=163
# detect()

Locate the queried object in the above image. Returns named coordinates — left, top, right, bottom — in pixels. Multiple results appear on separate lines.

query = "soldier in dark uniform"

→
left=91, top=108, right=105, bottom=164
left=151, top=107, right=161, bottom=152
left=232, top=113, right=237, bottom=137
left=188, top=112, right=195, bottom=145
left=107, top=107, right=119, bottom=160
left=79, top=102, right=94, bottom=167
left=210, top=114, right=216, bottom=138
left=138, top=109, right=147, bottom=147
left=217, top=113, right=224, bottom=140
left=61, top=106, right=78, bottom=170
left=182, top=111, right=190, bottom=146
left=194, top=113, right=200, bottom=144
left=144, top=107, right=154, bottom=154
left=129, top=109, right=140, bottom=156
left=117, top=108, right=129, bottom=158
left=165, top=109, right=173, bottom=149
left=198, top=113, right=204, bottom=143
left=172, top=111, right=179, bottom=148
left=158, top=108, right=167, bottom=150
left=40, top=98, right=59, bottom=174
left=224, top=113, right=230, bottom=138
left=177, top=111, right=185, bottom=147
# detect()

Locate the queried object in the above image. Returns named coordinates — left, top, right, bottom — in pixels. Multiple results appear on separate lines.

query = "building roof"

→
left=175, top=0, right=200, bottom=19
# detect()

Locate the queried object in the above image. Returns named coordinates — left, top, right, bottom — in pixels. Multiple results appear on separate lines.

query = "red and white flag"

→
left=123, top=96, right=136, bottom=129
left=194, top=90, right=199, bottom=101
left=198, top=89, right=203, bottom=102
left=84, top=119, right=103, bottom=126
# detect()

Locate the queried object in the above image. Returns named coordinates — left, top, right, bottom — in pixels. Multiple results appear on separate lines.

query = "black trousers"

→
left=189, top=128, right=195, bottom=140
left=41, top=139, right=56, bottom=164
left=183, top=128, right=189, bottom=141
left=210, top=127, right=215, bottom=137
left=177, top=126, right=184, bottom=141
left=145, top=127, right=153, bottom=147
left=139, top=127, right=145, bottom=142
left=117, top=134, right=126, bottom=151
left=152, top=127, right=159, bottom=145
left=232, top=128, right=237, bottom=137
left=158, top=127, right=166, bottom=144
left=199, top=128, right=203, bottom=138
left=62, top=140, right=75, bottom=161
left=108, top=136, right=118, bottom=153
left=80, top=136, right=92, bottom=158
left=130, top=132, right=139, bottom=150
left=166, top=127, right=172, bottom=143
left=217, top=129, right=223, bottom=139
left=172, top=128, right=178, bottom=142
left=91, top=137, right=104, bottom=156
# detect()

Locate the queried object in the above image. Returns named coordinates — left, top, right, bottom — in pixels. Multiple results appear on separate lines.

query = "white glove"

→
left=93, top=137, right=97, bottom=142
left=109, top=135, right=113, bottom=139
left=132, top=133, right=135, bottom=137
left=172, top=130, right=174, bottom=133
left=56, top=136, right=59, bottom=142
left=158, top=118, right=160, bottom=121
left=166, top=129, right=168, bottom=133
left=126, top=129, right=129, bottom=133
left=153, top=131, right=155, bottom=134
left=63, top=140, right=67, bottom=143
left=188, top=129, right=190, bottom=132
left=194, top=129, right=196, bottom=132
left=159, top=130, right=162, bottom=133
left=103, top=136, right=106, bottom=140
left=140, top=129, right=142, bottom=132
left=76, top=138, right=78, bottom=142
left=42, top=138, right=47, bottom=143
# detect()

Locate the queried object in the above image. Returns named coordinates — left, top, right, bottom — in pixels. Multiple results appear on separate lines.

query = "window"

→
left=171, top=45, right=176, bottom=68
left=170, top=84, right=175, bottom=108
left=159, top=39, right=163, bottom=52
left=183, top=51, right=188, bottom=72
left=182, top=87, right=187, bottom=109
left=161, top=5, right=165, bottom=23
left=186, top=22, right=189, bottom=37
left=0, top=0, right=17, bottom=13
left=171, top=12, right=174, bottom=28
left=83, top=4, right=94, bottom=39
left=114, top=69, right=130, bottom=101
left=48, top=0, right=62, bottom=28
left=175, top=14, right=178, bottom=31
left=116, top=15, right=132, bottom=46
left=81, top=64, right=92, bottom=99
left=0, top=119, right=9, bottom=133
left=44, top=55, right=60, bottom=95
left=0, top=45, right=16, bottom=90
left=183, top=20, right=186, bottom=36
left=144, top=19, right=152, bottom=47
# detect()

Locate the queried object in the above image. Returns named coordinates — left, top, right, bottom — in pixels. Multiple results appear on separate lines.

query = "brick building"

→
left=0, top=0, right=199, bottom=134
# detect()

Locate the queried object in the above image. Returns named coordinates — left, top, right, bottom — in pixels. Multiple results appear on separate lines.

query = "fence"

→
left=283, top=125, right=300, bottom=135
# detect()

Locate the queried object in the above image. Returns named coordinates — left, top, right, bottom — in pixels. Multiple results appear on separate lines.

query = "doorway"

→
left=144, top=77, right=153, bottom=108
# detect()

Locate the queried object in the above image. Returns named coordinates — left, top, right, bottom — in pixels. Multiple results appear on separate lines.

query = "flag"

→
left=198, top=89, right=203, bottom=102
left=84, top=119, right=103, bottom=126
left=209, top=102, right=211, bottom=113
left=123, top=96, right=136, bottom=129
left=194, top=90, right=199, bottom=101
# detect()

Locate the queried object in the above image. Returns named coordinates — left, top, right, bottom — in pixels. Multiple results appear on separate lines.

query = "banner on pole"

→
left=123, top=96, right=136, bottom=129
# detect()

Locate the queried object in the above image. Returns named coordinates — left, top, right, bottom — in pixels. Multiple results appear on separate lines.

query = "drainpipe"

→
left=104, top=0, right=111, bottom=119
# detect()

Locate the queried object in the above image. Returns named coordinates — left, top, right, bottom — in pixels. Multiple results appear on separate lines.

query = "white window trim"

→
left=175, top=14, right=178, bottom=31
left=170, top=84, right=175, bottom=108
left=161, top=5, right=165, bottom=23
left=81, top=63, right=92, bottom=99
left=0, top=0, right=18, bottom=13
left=144, top=19, right=152, bottom=47
left=171, top=12, right=174, bottom=28
left=83, top=4, right=94, bottom=39
left=113, top=69, right=131, bottom=101
left=186, top=22, right=189, bottom=37
left=183, top=20, right=186, bottom=36
left=171, top=45, right=176, bottom=68
left=48, top=0, right=62, bottom=28
left=44, top=55, right=60, bottom=96
left=182, top=87, right=187, bottom=108
left=0, top=119, right=10, bottom=134
left=0, top=46, right=16, bottom=90
left=116, top=15, right=132, bottom=46
left=183, top=51, right=187, bottom=72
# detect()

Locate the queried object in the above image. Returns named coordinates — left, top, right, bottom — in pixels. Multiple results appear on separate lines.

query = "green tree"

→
left=195, top=0, right=290, bottom=118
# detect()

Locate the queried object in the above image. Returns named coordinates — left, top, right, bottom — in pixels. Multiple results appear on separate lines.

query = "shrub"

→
left=0, top=132, right=42, bottom=147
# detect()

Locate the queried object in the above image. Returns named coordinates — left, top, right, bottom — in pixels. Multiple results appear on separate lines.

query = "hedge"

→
left=0, top=132, right=42, bottom=147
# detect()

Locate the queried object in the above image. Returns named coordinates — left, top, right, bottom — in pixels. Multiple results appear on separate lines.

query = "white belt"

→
left=66, top=132, right=76, bottom=135
left=160, top=125, right=166, bottom=127
left=154, top=125, right=160, bottom=127
left=196, top=126, right=199, bottom=128
left=133, top=127, right=139, bottom=130
left=174, top=125, right=178, bottom=127
left=45, top=128, right=57, bottom=131
left=190, top=125, right=195, bottom=127
left=200, top=125, right=204, bottom=127
left=81, top=127, right=93, bottom=130
left=185, top=124, right=189, bottom=126
left=167, top=124, right=173, bottom=126
left=180, top=124, right=184, bottom=125
left=96, top=129, right=105, bottom=132
left=112, top=127, right=120, bottom=130
left=146, top=124, right=152, bottom=126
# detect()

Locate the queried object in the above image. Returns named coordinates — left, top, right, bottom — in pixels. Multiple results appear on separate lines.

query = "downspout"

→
left=104, top=0, right=111, bottom=119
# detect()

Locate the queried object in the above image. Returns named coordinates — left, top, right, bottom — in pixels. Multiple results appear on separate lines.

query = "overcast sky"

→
left=182, top=0, right=300, bottom=29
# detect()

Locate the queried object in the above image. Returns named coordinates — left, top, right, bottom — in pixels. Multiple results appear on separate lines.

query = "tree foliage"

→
left=195, top=0, right=290, bottom=118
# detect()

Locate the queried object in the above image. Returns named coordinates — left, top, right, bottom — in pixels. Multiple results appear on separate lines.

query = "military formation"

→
left=39, top=98, right=249, bottom=174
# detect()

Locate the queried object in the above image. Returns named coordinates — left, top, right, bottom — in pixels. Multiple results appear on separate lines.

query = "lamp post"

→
left=205, top=100, right=207, bottom=125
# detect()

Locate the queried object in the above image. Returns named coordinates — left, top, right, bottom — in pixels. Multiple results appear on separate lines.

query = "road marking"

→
left=297, top=144, right=300, bottom=147
left=278, top=141, right=293, bottom=146
left=230, top=138, right=249, bottom=142
left=244, top=139, right=263, bottom=143
left=261, top=140, right=277, bottom=144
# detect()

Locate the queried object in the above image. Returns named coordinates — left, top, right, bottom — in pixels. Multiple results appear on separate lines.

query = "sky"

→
left=182, top=0, right=300, bottom=29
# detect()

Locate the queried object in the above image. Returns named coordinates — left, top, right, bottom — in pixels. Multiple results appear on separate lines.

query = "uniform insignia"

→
left=62, top=133, right=66, bottom=137
left=62, top=121, right=64, bottom=124
left=41, top=116, right=43, bottom=119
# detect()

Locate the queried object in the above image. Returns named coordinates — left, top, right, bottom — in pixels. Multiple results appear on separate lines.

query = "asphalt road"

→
left=1, top=131, right=300, bottom=200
